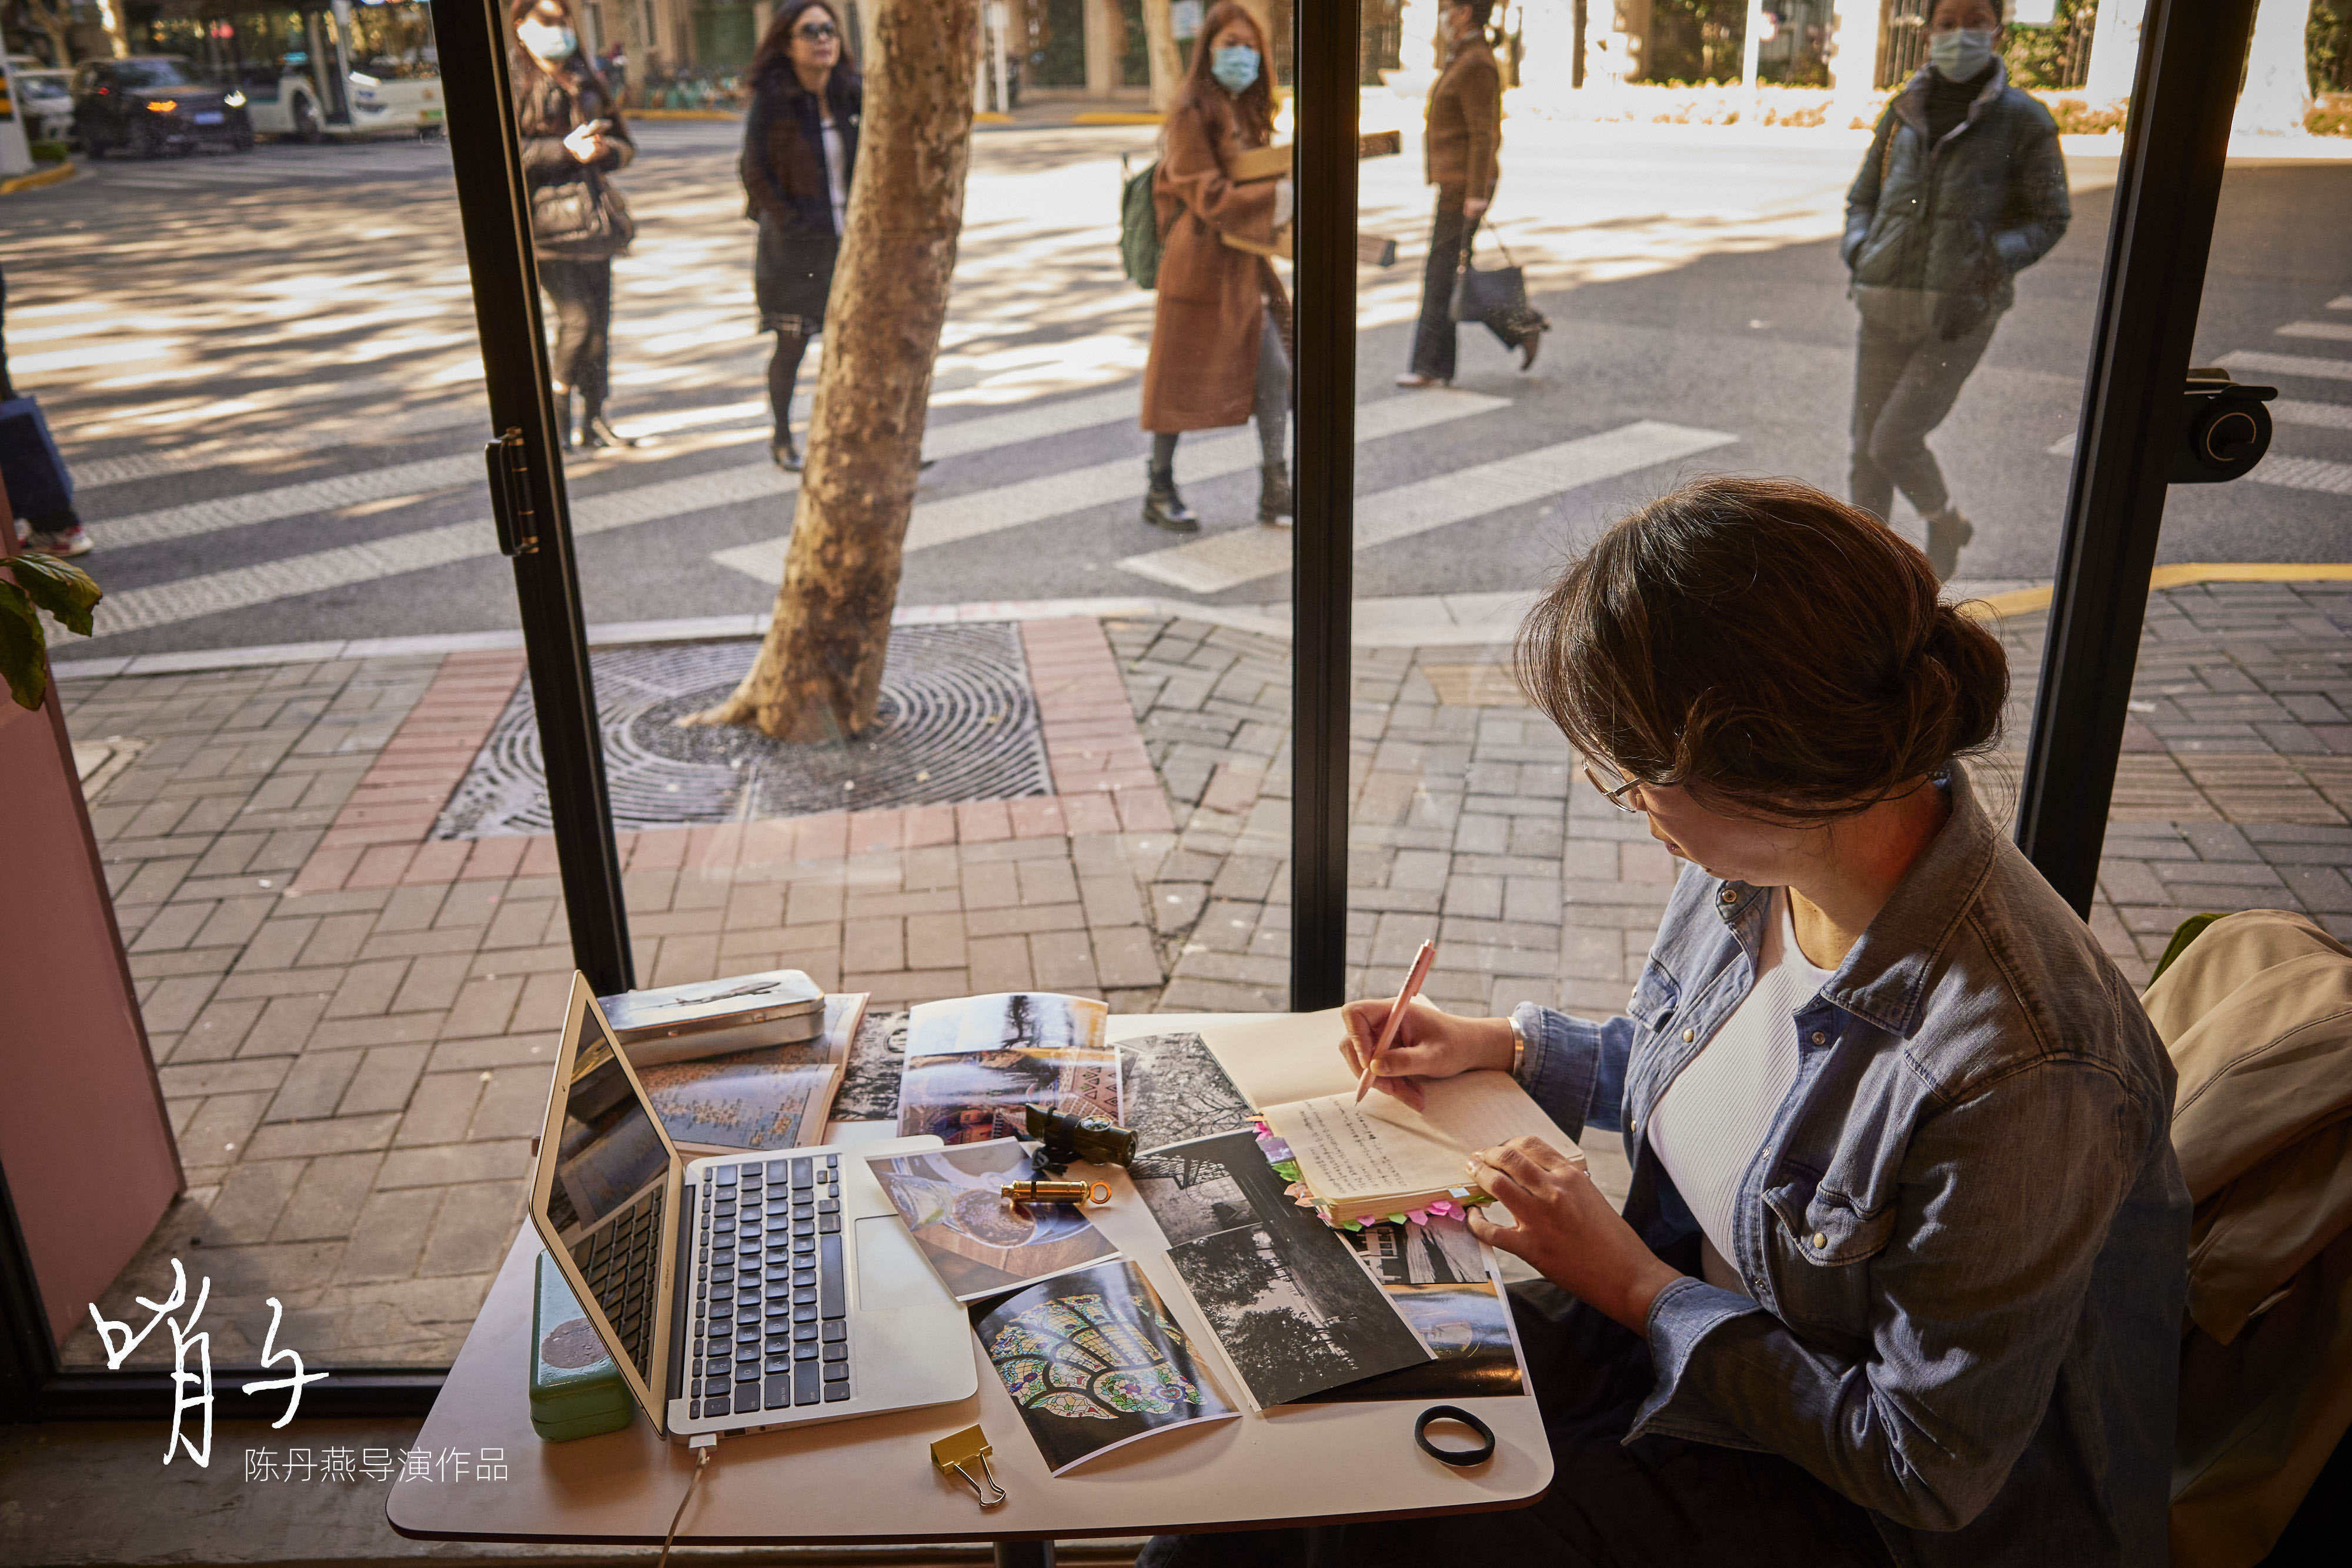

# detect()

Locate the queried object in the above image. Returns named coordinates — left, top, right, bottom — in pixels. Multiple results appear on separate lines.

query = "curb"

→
left=1963, top=561, right=2352, bottom=623
left=1071, top=111, right=1164, bottom=126
left=44, top=566, right=2348, bottom=684
left=0, top=161, right=77, bottom=195
left=629, top=106, right=740, bottom=121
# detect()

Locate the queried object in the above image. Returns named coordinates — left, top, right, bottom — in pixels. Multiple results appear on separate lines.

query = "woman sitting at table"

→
left=1142, top=476, right=2187, bottom=1567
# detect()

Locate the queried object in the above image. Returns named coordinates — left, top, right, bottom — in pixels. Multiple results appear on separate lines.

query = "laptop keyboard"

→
left=569, top=1185, right=663, bottom=1373
left=689, top=1153, right=850, bottom=1419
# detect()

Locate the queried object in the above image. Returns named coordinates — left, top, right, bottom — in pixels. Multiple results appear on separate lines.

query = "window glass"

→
left=2080, top=133, right=2352, bottom=990
left=1341, top=0, right=2137, bottom=1203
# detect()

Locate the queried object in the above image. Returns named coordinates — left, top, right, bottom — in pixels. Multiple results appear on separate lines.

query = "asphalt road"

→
left=8, top=116, right=2347, bottom=658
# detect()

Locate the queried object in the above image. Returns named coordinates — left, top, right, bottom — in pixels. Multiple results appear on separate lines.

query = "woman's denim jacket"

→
left=1512, top=767, right=2189, bottom=1567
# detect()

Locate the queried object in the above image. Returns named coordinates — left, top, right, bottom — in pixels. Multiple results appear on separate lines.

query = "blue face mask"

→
left=1927, top=27, right=1996, bottom=82
left=519, top=19, right=577, bottom=60
left=1210, top=44, right=1260, bottom=93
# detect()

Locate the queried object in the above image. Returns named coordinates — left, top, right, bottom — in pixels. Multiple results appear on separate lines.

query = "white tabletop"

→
left=387, top=1014, right=1552, bottom=1545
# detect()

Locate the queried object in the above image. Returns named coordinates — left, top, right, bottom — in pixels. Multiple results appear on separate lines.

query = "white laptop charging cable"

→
left=657, top=1433, right=720, bottom=1568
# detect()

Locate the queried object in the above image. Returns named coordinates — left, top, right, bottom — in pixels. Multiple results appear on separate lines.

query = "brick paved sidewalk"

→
left=52, top=579, right=2350, bottom=1368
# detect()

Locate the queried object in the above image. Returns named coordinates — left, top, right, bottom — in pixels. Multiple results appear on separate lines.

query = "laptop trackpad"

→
left=856, top=1214, right=944, bottom=1309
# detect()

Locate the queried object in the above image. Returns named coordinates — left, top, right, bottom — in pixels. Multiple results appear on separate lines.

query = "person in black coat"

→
left=1841, top=0, right=2068, bottom=579
left=740, top=0, right=860, bottom=472
left=511, top=0, right=639, bottom=451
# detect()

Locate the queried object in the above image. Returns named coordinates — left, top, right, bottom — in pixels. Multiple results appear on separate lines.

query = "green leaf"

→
left=0, top=580, right=49, bottom=710
left=4, top=551, right=101, bottom=636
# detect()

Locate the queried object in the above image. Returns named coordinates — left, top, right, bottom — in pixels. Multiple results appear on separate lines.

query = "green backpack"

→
left=1119, top=154, right=1161, bottom=290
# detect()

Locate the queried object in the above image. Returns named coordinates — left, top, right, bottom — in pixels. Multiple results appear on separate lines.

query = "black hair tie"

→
left=1414, top=1404, right=1496, bottom=1468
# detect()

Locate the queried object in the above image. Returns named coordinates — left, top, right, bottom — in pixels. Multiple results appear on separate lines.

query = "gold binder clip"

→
left=931, top=1425, right=1008, bottom=1510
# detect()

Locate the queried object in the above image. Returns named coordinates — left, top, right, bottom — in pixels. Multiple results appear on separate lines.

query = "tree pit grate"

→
left=432, top=624, right=1052, bottom=838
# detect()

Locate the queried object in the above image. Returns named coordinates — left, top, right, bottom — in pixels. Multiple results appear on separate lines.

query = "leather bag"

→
left=532, top=169, right=635, bottom=260
left=1449, top=229, right=1527, bottom=323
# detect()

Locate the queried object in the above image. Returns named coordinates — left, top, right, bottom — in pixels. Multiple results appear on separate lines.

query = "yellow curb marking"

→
left=1962, top=562, right=2352, bottom=622
left=0, top=161, right=78, bottom=195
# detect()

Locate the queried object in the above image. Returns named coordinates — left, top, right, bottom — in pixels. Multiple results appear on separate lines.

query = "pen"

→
left=1356, top=938, right=1436, bottom=1104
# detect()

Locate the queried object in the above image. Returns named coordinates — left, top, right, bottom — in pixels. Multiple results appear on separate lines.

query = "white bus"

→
left=142, top=0, right=444, bottom=141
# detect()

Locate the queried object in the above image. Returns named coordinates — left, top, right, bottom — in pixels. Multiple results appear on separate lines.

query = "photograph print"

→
left=1317, top=1215, right=1526, bottom=1402
left=1134, top=1129, right=1429, bottom=1408
left=897, top=1044, right=1121, bottom=1146
left=1119, top=1031, right=1255, bottom=1155
left=970, top=1256, right=1237, bottom=1476
left=864, top=1138, right=1118, bottom=1301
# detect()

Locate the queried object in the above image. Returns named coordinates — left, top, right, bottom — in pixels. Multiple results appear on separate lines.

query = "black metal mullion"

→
left=430, top=0, right=634, bottom=994
left=1289, top=0, right=1361, bottom=1012
left=2014, top=0, right=2257, bottom=916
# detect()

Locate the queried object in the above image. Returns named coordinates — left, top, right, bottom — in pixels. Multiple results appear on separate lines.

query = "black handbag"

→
left=532, top=168, right=635, bottom=260
left=1449, top=229, right=1527, bottom=323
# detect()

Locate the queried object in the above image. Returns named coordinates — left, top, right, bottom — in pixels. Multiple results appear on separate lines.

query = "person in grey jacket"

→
left=1141, top=476, right=2185, bottom=1568
left=1842, top=0, right=2069, bottom=579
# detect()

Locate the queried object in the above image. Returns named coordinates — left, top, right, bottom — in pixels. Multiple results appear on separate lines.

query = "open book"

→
left=1201, top=1010, right=1585, bottom=1225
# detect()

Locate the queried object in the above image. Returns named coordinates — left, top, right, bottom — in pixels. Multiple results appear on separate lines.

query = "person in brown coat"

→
left=1399, top=0, right=1540, bottom=387
left=1137, top=1, right=1293, bottom=533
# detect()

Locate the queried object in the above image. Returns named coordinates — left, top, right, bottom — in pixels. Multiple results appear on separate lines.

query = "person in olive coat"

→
left=1136, top=1, right=1294, bottom=532
left=741, top=0, right=860, bottom=472
left=1842, top=0, right=2069, bottom=579
left=512, top=0, right=639, bottom=451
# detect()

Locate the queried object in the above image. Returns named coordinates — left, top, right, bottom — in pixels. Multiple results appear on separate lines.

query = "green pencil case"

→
left=530, top=1250, right=636, bottom=1443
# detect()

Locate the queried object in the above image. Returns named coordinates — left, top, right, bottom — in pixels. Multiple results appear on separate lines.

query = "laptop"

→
left=529, top=974, right=977, bottom=1440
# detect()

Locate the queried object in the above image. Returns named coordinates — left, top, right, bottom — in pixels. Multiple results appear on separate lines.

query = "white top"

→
left=819, top=109, right=848, bottom=236
left=1648, top=888, right=1832, bottom=1295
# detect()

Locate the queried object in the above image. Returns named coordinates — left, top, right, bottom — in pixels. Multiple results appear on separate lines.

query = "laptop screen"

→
left=544, top=1000, right=671, bottom=1382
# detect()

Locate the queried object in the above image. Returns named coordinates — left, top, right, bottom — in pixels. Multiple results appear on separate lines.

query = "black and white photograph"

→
left=1119, top=1031, right=1255, bottom=1155
left=865, top=1138, right=1118, bottom=1302
left=969, top=1258, right=1237, bottom=1477
left=1317, top=1216, right=1527, bottom=1403
left=1135, top=1129, right=1429, bottom=1409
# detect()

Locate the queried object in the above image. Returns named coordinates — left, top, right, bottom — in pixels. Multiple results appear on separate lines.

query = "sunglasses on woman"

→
left=796, top=19, right=837, bottom=39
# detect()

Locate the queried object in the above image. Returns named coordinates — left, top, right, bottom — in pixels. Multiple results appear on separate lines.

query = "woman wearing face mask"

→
left=1397, top=0, right=1539, bottom=388
left=510, top=0, right=639, bottom=451
left=741, top=0, right=858, bottom=473
left=1136, top=1, right=1292, bottom=533
left=1841, top=0, right=2068, bottom=580
left=1140, top=477, right=2186, bottom=1568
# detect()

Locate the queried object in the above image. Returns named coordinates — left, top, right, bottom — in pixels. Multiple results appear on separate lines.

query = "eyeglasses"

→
left=1582, top=760, right=1648, bottom=814
left=796, top=19, right=837, bottom=39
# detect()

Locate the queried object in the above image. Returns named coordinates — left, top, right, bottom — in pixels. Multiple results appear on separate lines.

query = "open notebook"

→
left=1201, top=1010, right=1585, bottom=1225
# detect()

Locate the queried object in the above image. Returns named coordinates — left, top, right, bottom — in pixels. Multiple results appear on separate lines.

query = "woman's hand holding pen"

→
left=1466, top=1136, right=1683, bottom=1337
left=1337, top=1000, right=1513, bottom=1112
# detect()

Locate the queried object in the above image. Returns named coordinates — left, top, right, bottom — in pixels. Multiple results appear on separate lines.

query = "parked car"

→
left=71, top=56, right=253, bottom=158
left=9, top=62, right=74, bottom=144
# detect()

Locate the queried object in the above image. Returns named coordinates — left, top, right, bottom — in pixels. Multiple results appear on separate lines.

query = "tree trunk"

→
left=685, top=0, right=981, bottom=742
left=1140, top=0, right=1186, bottom=111
left=2233, top=0, right=2315, bottom=136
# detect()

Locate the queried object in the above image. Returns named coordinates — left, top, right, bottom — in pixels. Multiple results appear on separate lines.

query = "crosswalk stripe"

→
left=2271, top=398, right=2352, bottom=433
left=2047, top=395, right=2352, bottom=459
left=75, top=403, right=489, bottom=489
left=1116, top=419, right=1739, bottom=595
left=17, top=338, right=181, bottom=376
left=2248, top=456, right=2352, bottom=496
left=2277, top=321, right=2352, bottom=343
left=2217, top=350, right=2352, bottom=383
left=89, top=453, right=485, bottom=548
left=711, top=388, right=1511, bottom=584
left=2330, top=296, right=2352, bottom=310
left=76, top=386, right=1154, bottom=638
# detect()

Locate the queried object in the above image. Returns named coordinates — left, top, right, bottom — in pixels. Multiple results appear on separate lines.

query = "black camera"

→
left=2171, top=368, right=2277, bottom=484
